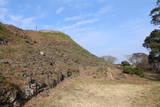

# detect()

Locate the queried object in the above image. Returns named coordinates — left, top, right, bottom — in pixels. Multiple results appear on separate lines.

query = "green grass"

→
left=40, top=31, right=103, bottom=63
left=8, top=71, right=15, bottom=75
left=0, top=47, right=17, bottom=54
left=40, top=32, right=71, bottom=40
left=0, top=72, right=6, bottom=80
left=0, top=24, right=25, bottom=45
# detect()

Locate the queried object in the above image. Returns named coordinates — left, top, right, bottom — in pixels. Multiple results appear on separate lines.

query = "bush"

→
left=123, top=66, right=144, bottom=77
left=121, top=61, right=130, bottom=66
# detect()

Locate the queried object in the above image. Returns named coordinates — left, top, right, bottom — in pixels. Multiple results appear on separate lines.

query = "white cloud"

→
left=7, top=15, right=38, bottom=29
left=75, top=31, right=109, bottom=46
left=68, top=27, right=94, bottom=34
left=52, top=0, right=90, bottom=8
left=64, top=14, right=92, bottom=21
left=60, top=19, right=99, bottom=31
left=64, top=5, right=110, bottom=22
left=56, top=7, right=64, bottom=14
left=0, top=6, right=43, bottom=29
left=0, top=0, right=8, bottom=5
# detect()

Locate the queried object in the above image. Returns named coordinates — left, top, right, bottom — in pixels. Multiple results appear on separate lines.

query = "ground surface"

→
left=25, top=76, right=160, bottom=107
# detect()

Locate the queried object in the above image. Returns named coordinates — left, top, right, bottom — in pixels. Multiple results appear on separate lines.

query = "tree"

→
left=121, top=61, right=130, bottom=66
left=143, top=30, right=160, bottom=71
left=143, top=0, right=160, bottom=72
left=101, top=55, right=117, bottom=64
left=150, top=0, right=160, bottom=25
left=128, top=53, right=150, bottom=71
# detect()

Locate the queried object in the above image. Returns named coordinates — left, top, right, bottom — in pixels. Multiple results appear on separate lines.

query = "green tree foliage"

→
left=123, top=66, right=144, bottom=77
left=143, top=0, right=160, bottom=71
left=121, top=61, right=144, bottom=77
left=121, top=61, right=130, bottom=66
left=143, top=30, right=160, bottom=71
left=150, top=0, right=160, bottom=25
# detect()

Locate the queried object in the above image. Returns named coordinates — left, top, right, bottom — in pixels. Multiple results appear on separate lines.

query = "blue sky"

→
left=0, top=0, right=156, bottom=63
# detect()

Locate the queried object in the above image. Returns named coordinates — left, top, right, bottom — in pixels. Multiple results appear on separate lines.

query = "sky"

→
left=0, top=0, right=156, bottom=63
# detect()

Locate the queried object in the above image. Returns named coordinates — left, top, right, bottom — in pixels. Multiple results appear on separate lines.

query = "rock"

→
left=0, top=89, right=8, bottom=104
left=25, top=39, right=36, bottom=45
left=21, top=85, right=34, bottom=99
left=13, top=100, right=21, bottom=107
left=21, top=72, right=28, bottom=78
left=26, top=76, right=32, bottom=85
left=67, top=70, right=72, bottom=77
left=0, top=86, right=20, bottom=106
left=56, top=72, right=64, bottom=83
left=40, top=51, right=44, bottom=56
left=0, top=37, right=8, bottom=45
left=0, top=79, right=46, bottom=106
left=8, top=91, right=17, bottom=104
left=21, top=80, right=46, bottom=100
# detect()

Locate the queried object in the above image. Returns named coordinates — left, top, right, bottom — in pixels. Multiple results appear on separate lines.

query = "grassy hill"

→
left=0, top=23, right=114, bottom=106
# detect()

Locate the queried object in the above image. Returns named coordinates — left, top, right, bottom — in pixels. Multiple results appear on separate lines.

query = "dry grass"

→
left=25, top=77, right=160, bottom=107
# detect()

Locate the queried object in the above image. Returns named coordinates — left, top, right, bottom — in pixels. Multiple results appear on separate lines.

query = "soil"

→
left=24, top=75, right=160, bottom=107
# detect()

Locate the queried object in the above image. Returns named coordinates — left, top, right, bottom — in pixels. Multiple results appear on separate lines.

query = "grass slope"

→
left=0, top=23, right=107, bottom=88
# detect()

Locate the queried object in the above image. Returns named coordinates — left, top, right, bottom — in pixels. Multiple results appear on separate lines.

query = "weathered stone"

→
left=26, top=76, right=32, bottom=85
left=8, top=91, right=17, bottom=104
left=0, top=87, right=20, bottom=106
left=0, top=37, right=8, bottom=45
left=13, top=100, right=21, bottom=107
left=21, top=80, right=46, bottom=100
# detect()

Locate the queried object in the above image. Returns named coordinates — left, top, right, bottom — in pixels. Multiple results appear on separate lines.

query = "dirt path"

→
left=25, top=77, right=160, bottom=107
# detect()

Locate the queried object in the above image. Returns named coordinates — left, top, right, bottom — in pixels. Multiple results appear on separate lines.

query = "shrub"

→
left=123, top=66, right=144, bottom=77
left=121, top=61, right=130, bottom=66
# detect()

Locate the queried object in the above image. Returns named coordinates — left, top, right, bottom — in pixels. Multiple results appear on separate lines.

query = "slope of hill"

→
left=0, top=23, right=118, bottom=106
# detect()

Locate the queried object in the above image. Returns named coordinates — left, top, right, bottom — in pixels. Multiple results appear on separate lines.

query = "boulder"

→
left=21, top=80, right=46, bottom=100
left=0, top=86, right=20, bottom=106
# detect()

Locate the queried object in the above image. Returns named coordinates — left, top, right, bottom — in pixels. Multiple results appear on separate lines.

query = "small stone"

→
left=40, top=51, right=44, bottom=55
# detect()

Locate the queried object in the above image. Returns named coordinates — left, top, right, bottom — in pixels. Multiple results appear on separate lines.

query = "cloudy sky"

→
left=0, top=0, right=156, bottom=62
